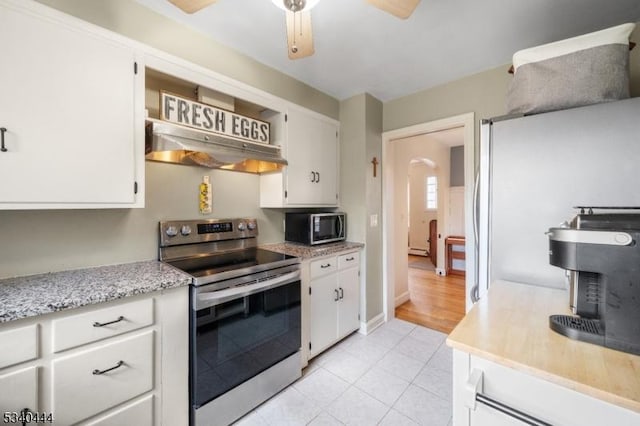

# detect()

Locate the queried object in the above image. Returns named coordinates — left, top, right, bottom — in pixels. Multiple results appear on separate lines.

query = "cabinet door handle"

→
left=339, top=287, right=344, bottom=299
left=316, top=172, right=320, bottom=183
left=346, top=257, right=354, bottom=261
left=1, top=127, right=7, bottom=152
left=92, top=360, right=125, bottom=375
left=320, top=263, right=331, bottom=268
left=310, top=171, right=315, bottom=182
left=334, top=289, right=339, bottom=301
left=93, top=315, right=125, bottom=327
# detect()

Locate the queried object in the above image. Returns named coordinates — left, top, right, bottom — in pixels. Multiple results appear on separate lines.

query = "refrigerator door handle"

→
left=470, top=170, right=481, bottom=304
left=472, top=171, right=480, bottom=250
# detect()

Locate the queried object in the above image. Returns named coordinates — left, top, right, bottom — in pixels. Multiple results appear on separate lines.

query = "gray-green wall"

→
left=450, top=146, right=464, bottom=187
left=339, top=94, right=383, bottom=322
left=384, top=24, right=640, bottom=133
left=1, top=163, right=284, bottom=277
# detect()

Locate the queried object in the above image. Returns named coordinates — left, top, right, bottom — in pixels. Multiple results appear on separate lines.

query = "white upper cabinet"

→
left=261, top=107, right=339, bottom=207
left=0, top=1, right=144, bottom=209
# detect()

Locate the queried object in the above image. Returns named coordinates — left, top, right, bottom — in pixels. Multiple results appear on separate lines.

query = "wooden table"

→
left=445, top=235, right=465, bottom=276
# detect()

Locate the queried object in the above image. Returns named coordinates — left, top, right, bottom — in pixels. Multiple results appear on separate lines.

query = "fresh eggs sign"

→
left=160, top=92, right=270, bottom=145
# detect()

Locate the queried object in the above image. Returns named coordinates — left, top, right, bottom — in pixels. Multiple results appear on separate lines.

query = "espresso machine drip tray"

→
left=549, top=315, right=605, bottom=346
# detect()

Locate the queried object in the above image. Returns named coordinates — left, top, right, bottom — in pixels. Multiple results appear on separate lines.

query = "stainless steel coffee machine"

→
left=547, top=208, right=640, bottom=355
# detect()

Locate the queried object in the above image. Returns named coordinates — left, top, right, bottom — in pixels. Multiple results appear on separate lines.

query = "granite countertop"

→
left=0, top=261, right=191, bottom=324
left=447, top=280, right=640, bottom=413
left=261, top=241, right=364, bottom=260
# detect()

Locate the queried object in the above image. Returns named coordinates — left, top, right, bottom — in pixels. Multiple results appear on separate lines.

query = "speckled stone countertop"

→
left=261, top=241, right=364, bottom=260
left=0, top=261, right=191, bottom=323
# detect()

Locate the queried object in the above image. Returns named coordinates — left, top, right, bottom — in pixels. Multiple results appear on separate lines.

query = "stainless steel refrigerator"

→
left=472, top=97, right=640, bottom=302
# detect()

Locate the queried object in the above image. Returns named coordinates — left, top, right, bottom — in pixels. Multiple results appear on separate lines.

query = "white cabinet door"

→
left=284, top=109, right=338, bottom=206
left=0, top=4, right=139, bottom=208
left=309, top=274, right=338, bottom=357
left=0, top=367, right=38, bottom=414
left=314, top=118, right=339, bottom=205
left=285, top=109, right=318, bottom=205
left=337, top=266, right=360, bottom=339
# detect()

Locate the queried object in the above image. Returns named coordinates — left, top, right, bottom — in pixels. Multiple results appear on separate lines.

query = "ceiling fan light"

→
left=271, top=0, right=320, bottom=12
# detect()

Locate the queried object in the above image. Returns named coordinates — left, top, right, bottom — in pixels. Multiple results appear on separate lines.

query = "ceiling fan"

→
left=168, top=0, right=421, bottom=59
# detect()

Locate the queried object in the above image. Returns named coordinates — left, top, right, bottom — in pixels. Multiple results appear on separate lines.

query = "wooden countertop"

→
left=447, top=280, right=640, bottom=413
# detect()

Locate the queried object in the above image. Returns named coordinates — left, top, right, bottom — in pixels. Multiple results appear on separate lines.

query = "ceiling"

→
left=135, top=0, right=640, bottom=102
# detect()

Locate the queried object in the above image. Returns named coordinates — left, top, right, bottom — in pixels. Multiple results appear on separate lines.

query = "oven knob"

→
left=247, top=222, right=256, bottom=231
left=237, top=222, right=246, bottom=231
left=165, top=226, right=178, bottom=237
left=180, top=225, right=192, bottom=236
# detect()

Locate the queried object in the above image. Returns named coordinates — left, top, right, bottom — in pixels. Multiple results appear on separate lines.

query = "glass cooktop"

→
left=167, top=248, right=298, bottom=285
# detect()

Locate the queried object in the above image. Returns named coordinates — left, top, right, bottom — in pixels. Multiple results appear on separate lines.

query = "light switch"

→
left=370, top=214, right=378, bottom=227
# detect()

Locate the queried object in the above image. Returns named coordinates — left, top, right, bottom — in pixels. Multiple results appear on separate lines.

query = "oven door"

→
left=191, top=267, right=301, bottom=411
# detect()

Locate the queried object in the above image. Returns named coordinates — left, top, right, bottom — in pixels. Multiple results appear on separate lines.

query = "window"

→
left=426, top=176, right=437, bottom=210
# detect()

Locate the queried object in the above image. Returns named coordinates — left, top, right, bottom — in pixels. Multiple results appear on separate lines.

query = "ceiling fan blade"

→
left=168, top=0, right=217, bottom=14
left=285, top=10, right=314, bottom=59
left=367, top=0, right=420, bottom=19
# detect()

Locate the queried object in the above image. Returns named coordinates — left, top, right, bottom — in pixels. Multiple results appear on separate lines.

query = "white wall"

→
left=448, top=186, right=465, bottom=237
left=408, top=162, right=437, bottom=251
left=392, top=135, right=449, bottom=302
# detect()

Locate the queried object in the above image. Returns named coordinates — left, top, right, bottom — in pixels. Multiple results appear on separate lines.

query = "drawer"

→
left=84, top=395, right=153, bottom=426
left=52, top=330, right=154, bottom=425
left=338, top=251, right=360, bottom=270
left=52, top=297, right=153, bottom=352
left=310, top=256, right=337, bottom=279
left=0, top=366, right=38, bottom=413
left=464, top=354, right=640, bottom=426
left=0, top=324, right=38, bottom=369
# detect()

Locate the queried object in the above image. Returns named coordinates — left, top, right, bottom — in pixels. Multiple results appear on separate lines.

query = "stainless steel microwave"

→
left=285, top=212, right=346, bottom=245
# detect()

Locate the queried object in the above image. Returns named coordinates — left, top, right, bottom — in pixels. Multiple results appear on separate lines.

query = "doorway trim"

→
left=381, top=113, right=475, bottom=322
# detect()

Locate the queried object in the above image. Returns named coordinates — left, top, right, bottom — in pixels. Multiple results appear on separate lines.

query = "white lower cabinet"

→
left=0, top=286, right=189, bottom=426
left=308, top=251, right=360, bottom=359
left=453, top=349, right=640, bottom=426
left=85, top=395, right=154, bottom=426
left=0, top=366, right=38, bottom=414
left=52, top=331, right=154, bottom=425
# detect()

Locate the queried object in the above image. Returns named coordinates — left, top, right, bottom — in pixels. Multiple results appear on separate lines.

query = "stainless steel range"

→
left=159, top=218, right=301, bottom=426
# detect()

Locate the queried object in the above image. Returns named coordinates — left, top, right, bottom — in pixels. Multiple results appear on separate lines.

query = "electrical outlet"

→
left=370, top=214, right=378, bottom=227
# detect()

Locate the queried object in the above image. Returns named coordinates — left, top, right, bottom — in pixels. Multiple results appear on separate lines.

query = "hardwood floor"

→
left=395, top=255, right=466, bottom=334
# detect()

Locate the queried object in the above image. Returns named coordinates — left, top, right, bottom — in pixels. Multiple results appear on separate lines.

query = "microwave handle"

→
left=337, top=215, right=345, bottom=238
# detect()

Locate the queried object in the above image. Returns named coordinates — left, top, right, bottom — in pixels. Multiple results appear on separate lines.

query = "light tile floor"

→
left=235, top=319, right=453, bottom=426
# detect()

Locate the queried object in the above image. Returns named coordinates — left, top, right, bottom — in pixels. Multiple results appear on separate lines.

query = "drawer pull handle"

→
left=92, top=360, right=125, bottom=375
left=320, top=264, right=331, bottom=268
left=476, top=394, right=553, bottom=426
left=465, top=369, right=553, bottom=426
left=346, top=257, right=355, bottom=261
left=93, top=316, right=125, bottom=327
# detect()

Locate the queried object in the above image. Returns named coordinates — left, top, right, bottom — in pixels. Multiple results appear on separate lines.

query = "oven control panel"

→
left=159, top=218, right=258, bottom=247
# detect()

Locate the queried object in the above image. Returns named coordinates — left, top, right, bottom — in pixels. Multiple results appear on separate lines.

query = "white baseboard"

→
left=436, top=268, right=446, bottom=276
left=358, top=312, right=385, bottom=335
left=408, top=248, right=428, bottom=256
left=395, top=291, right=410, bottom=307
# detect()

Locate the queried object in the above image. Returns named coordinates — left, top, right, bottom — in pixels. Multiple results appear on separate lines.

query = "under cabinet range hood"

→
left=145, top=119, right=286, bottom=173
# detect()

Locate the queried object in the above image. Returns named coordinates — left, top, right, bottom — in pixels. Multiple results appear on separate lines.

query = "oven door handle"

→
left=196, top=270, right=300, bottom=310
